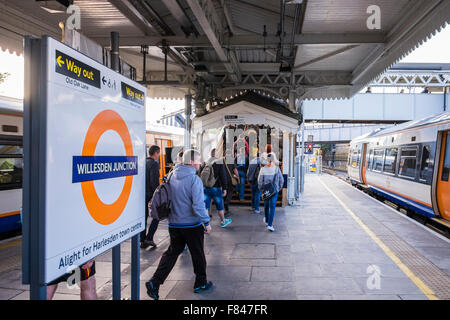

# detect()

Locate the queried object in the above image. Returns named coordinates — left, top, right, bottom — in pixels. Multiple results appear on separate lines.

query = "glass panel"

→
left=420, top=145, right=433, bottom=183
left=0, top=145, right=23, bottom=155
left=383, top=148, right=398, bottom=174
left=399, top=148, right=417, bottom=179
left=442, top=133, right=450, bottom=182
left=0, top=158, right=23, bottom=186
left=368, top=149, right=373, bottom=170
left=351, top=151, right=359, bottom=168
left=373, top=149, right=384, bottom=171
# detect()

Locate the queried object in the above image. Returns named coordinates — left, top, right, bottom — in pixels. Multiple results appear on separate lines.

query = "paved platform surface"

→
left=0, top=173, right=449, bottom=300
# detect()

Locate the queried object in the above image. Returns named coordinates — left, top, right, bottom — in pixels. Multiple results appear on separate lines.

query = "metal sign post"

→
left=23, top=35, right=48, bottom=300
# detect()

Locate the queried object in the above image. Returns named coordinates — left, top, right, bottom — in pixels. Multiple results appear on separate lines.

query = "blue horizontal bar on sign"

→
left=72, top=156, right=138, bottom=183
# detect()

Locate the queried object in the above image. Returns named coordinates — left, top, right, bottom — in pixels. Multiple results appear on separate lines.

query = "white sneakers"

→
left=263, top=217, right=274, bottom=231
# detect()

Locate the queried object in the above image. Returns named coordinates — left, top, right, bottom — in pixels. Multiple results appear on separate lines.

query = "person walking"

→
left=234, top=134, right=249, bottom=201
left=222, top=148, right=239, bottom=216
left=145, top=150, right=213, bottom=300
left=258, top=153, right=284, bottom=232
left=47, top=260, right=97, bottom=300
left=200, top=149, right=232, bottom=228
left=247, top=148, right=262, bottom=214
left=141, top=145, right=161, bottom=249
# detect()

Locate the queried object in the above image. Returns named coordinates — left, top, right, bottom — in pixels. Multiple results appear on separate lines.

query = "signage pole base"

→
left=112, top=244, right=121, bottom=300
left=131, top=234, right=140, bottom=300
left=30, top=285, right=47, bottom=300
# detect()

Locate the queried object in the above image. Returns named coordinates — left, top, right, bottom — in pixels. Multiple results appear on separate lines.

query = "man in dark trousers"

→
left=146, top=149, right=212, bottom=300
left=141, top=145, right=161, bottom=249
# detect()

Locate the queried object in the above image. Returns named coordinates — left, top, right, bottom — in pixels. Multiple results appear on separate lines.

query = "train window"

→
left=372, top=149, right=384, bottom=171
left=399, top=148, right=417, bottom=179
left=367, top=149, right=374, bottom=170
left=0, top=139, right=24, bottom=190
left=420, top=144, right=434, bottom=184
left=351, top=150, right=359, bottom=168
left=383, top=148, right=398, bottom=174
left=0, top=158, right=23, bottom=189
left=441, top=134, right=450, bottom=182
left=0, top=145, right=23, bottom=155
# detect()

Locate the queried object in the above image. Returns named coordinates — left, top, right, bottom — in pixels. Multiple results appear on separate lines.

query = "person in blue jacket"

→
left=145, top=149, right=213, bottom=299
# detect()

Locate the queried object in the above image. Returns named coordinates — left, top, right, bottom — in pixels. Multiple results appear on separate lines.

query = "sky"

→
left=0, top=24, right=449, bottom=120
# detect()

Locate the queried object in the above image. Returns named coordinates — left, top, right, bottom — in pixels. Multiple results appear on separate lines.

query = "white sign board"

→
left=44, top=37, right=145, bottom=282
left=223, top=114, right=266, bottom=125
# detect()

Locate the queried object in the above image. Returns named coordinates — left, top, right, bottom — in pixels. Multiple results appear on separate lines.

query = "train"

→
left=0, top=96, right=23, bottom=235
left=347, top=111, right=450, bottom=227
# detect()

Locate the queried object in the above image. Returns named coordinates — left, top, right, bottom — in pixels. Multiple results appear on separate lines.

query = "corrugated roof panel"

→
left=294, top=44, right=376, bottom=71
left=74, top=0, right=146, bottom=37
left=302, top=0, right=411, bottom=33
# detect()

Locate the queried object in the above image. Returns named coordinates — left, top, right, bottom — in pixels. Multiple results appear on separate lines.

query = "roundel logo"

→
left=72, top=110, right=138, bottom=225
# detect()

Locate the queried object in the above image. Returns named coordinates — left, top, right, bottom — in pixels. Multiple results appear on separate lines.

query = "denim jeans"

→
left=251, top=183, right=261, bottom=211
left=204, top=187, right=224, bottom=211
left=264, top=191, right=278, bottom=227
left=236, top=166, right=246, bottom=200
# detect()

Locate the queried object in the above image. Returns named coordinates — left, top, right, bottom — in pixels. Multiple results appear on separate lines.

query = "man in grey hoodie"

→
left=146, top=149, right=212, bottom=300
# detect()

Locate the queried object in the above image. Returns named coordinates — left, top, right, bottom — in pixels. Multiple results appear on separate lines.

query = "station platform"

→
left=0, top=173, right=449, bottom=300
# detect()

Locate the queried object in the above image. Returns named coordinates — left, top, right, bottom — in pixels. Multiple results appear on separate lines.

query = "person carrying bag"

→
left=258, top=153, right=284, bottom=232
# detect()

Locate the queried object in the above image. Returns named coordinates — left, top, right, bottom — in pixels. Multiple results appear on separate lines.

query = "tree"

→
left=0, top=72, right=11, bottom=84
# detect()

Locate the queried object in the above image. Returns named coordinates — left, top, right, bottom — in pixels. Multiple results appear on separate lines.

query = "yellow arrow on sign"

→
left=56, top=56, right=64, bottom=67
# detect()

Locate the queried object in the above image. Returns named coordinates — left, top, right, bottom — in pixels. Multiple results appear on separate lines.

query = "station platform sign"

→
left=23, top=36, right=146, bottom=284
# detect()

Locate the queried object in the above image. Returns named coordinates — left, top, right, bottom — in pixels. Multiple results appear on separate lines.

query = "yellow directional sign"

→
left=56, top=55, right=64, bottom=67
left=55, top=50, right=100, bottom=88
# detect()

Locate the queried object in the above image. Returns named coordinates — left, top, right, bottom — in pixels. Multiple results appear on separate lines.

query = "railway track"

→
left=323, top=168, right=450, bottom=239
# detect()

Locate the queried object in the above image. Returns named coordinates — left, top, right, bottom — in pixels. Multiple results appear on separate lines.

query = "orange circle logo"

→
left=80, top=110, right=134, bottom=225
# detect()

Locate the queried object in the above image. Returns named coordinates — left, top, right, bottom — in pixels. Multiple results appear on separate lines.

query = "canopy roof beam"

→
left=185, top=0, right=241, bottom=83
left=91, top=33, right=386, bottom=48
left=108, top=0, right=156, bottom=35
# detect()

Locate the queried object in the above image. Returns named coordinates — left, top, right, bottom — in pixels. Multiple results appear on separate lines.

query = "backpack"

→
left=149, top=172, right=173, bottom=221
left=261, top=168, right=277, bottom=201
left=200, top=159, right=217, bottom=188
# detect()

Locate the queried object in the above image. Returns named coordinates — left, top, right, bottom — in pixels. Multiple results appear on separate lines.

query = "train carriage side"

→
left=362, top=112, right=450, bottom=223
left=347, top=129, right=384, bottom=185
left=0, top=106, right=23, bottom=235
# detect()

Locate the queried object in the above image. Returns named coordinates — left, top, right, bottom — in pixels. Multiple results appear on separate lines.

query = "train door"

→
left=154, top=138, right=172, bottom=182
left=360, top=143, right=368, bottom=184
left=437, top=131, right=450, bottom=221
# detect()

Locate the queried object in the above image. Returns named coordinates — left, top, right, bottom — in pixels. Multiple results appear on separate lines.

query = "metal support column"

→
left=110, top=32, right=120, bottom=72
left=141, top=45, right=148, bottom=82
left=130, top=234, right=140, bottom=300
left=110, top=31, right=121, bottom=300
left=23, top=36, right=47, bottom=300
left=299, top=101, right=305, bottom=194
left=185, top=94, right=192, bottom=150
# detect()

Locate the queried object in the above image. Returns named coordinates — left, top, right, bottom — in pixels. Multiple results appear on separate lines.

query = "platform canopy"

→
left=1, top=0, right=450, bottom=109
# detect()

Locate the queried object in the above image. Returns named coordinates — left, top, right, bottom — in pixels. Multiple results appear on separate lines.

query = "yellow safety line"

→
left=431, top=218, right=450, bottom=228
left=317, top=177, right=439, bottom=300
left=0, top=239, right=21, bottom=250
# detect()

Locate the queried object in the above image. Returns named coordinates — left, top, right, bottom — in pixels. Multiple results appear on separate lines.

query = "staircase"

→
left=229, top=182, right=282, bottom=207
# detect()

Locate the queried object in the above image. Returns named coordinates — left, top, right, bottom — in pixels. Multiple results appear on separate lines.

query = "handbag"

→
left=261, top=172, right=277, bottom=201
left=225, top=162, right=239, bottom=186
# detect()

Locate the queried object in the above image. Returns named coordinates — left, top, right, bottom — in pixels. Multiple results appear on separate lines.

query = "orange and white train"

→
left=0, top=96, right=23, bottom=234
left=348, top=112, right=450, bottom=227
